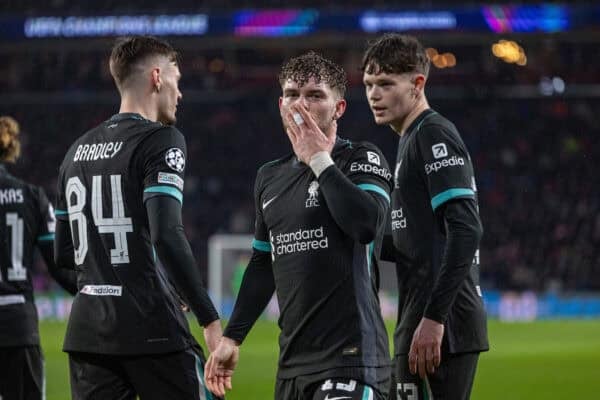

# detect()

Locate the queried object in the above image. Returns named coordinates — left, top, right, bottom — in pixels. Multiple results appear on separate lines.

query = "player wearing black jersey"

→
left=362, top=34, right=488, bottom=400
left=54, top=36, right=222, bottom=400
left=205, top=52, right=392, bottom=400
left=0, top=116, right=77, bottom=400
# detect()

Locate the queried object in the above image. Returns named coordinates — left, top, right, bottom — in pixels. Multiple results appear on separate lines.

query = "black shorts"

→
left=389, top=353, right=479, bottom=400
left=68, top=345, right=222, bottom=400
left=276, top=368, right=389, bottom=400
left=0, top=345, right=44, bottom=400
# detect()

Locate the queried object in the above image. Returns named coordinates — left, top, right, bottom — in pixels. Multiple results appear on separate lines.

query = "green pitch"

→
left=41, top=320, right=600, bottom=399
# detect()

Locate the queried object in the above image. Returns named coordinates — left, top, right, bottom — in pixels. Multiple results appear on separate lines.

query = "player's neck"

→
left=390, top=99, right=430, bottom=137
left=118, top=93, right=158, bottom=122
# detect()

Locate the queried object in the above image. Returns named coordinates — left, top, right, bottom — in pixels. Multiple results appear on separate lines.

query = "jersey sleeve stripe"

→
left=431, top=188, right=475, bottom=210
left=362, top=385, right=374, bottom=400
left=193, top=353, right=213, bottom=400
left=357, top=183, right=390, bottom=204
left=37, top=233, right=55, bottom=242
left=252, top=239, right=271, bottom=252
left=143, top=185, right=183, bottom=203
left=55, top=209, right=68, bottom=216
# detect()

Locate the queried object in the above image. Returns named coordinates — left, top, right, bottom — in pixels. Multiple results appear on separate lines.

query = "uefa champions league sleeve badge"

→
left=165, top=148, right=185, bottom=173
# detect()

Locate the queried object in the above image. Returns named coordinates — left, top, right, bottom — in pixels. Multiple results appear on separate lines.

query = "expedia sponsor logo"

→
left=424, top=155, right=465, bottom=175
left=157, top=172, right=184, bottom=190
left=432, top=143, right=448, bottom=159
left=350, top=162, right=392, bottom=180
left=74, top=141, right=123, bottom=162
left=391, top=208, right=407, bottom=230
left=367, top=151, right=381, bottom=166
left=80, top=285, right=123, bottom=296
left=274, top=226, right=329, bottom=256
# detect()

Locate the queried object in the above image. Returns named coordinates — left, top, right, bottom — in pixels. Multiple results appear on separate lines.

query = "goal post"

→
left=208, top=234, right=254, bottom=317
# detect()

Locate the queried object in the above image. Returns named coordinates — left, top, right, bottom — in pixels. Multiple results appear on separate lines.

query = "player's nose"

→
left=298, top=96, right=309, bottom=109
left=368, top=86, right=381, bottom=101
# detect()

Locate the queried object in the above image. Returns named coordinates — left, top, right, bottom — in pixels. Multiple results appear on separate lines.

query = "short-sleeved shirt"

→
left=252, top=138, right=393, bottom=381
left=56, top=113, right=195, bottom=355
left=0, top=165, right=55, bottom=347
left=391, top=109, right=488, bottom=355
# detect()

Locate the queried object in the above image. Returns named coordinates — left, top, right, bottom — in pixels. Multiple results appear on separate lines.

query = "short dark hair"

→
left=362, top=34, right=430, bottom=77
left=278, top=51, right=347, bottom=97
left=109, top=36, right=179, bottom=91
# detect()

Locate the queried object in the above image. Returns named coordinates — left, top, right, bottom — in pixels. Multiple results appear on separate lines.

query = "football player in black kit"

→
left=204, top=52, right=393, bottom=400
left=54, top=36, right=222, bottom=400
left=362, top=34, right=489, bottom=400
left=0, top=116, right=77, bottom=400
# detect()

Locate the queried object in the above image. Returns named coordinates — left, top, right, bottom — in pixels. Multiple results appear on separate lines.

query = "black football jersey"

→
left=0, top=165, right=56, bottom=347
left=252, top=138, right=393, bottom=379
left=56, top=113, right=195, bottom=355
left=391, top=109, right=488, bottom=355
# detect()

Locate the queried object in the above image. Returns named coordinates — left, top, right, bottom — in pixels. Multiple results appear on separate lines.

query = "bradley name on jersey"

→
left=73, top=141, right=124, bottom=162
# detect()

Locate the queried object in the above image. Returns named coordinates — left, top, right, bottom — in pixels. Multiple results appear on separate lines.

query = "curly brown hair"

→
left=362, top=33, right=430, bottom=77
left=109, top=36, right=179, bottom=92
left=278, top=51, right=347, bottom=97
left=0, top=116, right=21, bottom=163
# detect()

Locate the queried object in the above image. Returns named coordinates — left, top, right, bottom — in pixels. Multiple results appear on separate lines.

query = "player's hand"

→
left=203, top=319, right=223, bottom=354
left=408, top=317, right=444, bottom=378
left=285, top=103, right=337, bottom=164
left=205, top=336, right=240, bottom=397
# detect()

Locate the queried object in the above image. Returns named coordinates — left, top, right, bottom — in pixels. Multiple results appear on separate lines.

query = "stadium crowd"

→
left=4, top=95, right=598, bottom=293
left=1, top=38, right=597, bottom=293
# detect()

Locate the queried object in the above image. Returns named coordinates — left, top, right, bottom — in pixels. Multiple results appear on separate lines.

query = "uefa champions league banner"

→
left=2, top=4, right=599, bottom=40
left=35, top=291, right=600, bottom=321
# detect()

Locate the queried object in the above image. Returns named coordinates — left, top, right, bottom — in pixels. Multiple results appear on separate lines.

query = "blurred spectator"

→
left=1, top=39, right=597, bottom=293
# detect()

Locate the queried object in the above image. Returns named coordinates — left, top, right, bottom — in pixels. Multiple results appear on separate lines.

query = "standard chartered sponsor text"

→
left=391, top=208, right=407, bottom=230
left=274, top=226, right=329, bottom=256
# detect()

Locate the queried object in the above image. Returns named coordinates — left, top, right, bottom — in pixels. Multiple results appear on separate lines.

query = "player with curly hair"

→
left=205, top=51, right=393, bottom=400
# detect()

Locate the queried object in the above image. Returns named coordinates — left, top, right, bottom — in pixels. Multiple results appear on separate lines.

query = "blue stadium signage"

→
left=24, top=14, right=209, bottom=37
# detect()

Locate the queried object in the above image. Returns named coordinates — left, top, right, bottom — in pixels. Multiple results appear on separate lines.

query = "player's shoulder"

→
left=1, top=172, right=43, bottom=206
left=146, top=124, right=184, bottom=139
left=140, top=123, right=184, bottom=144
left=418, top=110, right=459, bottom=137
left=334, top=137, right=388, bottom=167
left=256, top=154, right=292, bottom=177
left=351, top=139, right=385, bottom=155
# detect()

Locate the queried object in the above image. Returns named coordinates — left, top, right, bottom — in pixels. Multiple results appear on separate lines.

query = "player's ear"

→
left=151, top=67, right=161, bottom=92
left=413, top=74, right=426, bottom=94
left=333, top=98, right=346, bottom=120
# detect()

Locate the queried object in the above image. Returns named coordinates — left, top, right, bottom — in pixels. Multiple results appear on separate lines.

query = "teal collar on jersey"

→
left=406, top=108, right=437, bottom=136
left=108, top=113, right=149, bottom=123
